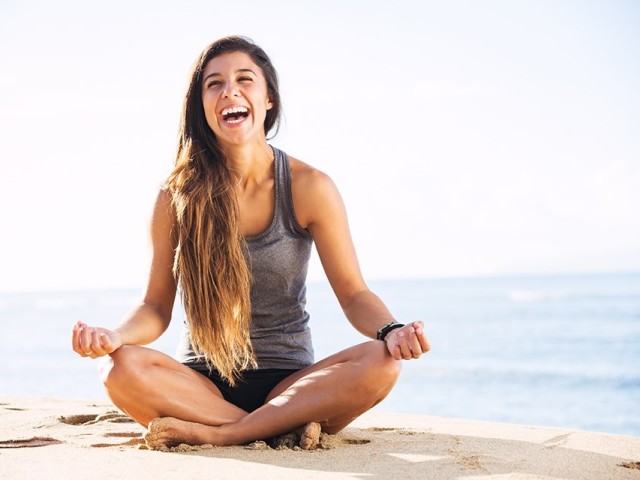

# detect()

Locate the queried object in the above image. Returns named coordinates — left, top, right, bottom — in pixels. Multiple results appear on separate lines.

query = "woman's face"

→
left=201, top=51, right=273, bottom=147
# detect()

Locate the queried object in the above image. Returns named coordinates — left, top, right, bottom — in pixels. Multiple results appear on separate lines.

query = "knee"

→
left=377, top=342, right=403, bottom=385
left=359, top=341, right=402, bottom=391
left=99, top=345, right=143, bottom=389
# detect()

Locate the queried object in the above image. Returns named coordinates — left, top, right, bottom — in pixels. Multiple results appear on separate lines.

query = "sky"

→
left=0, top=0, right=639, bottom=292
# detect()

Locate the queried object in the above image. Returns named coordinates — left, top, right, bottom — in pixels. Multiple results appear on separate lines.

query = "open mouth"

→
left=221, top=106, right=250, bottom=124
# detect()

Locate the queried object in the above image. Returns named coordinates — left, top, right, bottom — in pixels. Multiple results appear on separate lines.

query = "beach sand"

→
left=1, top=396, right=639, bottom=480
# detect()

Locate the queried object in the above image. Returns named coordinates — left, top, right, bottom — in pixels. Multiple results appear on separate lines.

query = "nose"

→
left=222, top=82, right=241, bottom=98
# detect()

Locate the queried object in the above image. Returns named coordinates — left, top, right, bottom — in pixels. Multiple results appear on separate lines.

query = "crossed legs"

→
left=100, top=341, right=401, bottom=448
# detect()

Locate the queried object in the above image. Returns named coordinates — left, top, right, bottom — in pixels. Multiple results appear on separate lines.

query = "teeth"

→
left=222, top=106, right=249, bottom=116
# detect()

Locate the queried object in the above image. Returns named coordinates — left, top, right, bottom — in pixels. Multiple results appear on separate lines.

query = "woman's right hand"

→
left=71, top=321, right=123, bottom=359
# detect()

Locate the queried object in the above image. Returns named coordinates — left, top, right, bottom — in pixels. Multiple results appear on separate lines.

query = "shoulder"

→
left=150, top=187, right=177, bottom=238
left=288, top=156, right=334, bottom=191
left=154, top=187, right=175, bottom=220
left=288, top=155, right=344, bottom=230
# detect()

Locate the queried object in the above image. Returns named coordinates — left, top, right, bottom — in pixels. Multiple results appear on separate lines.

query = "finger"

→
left=419, top=334, right=431, bottom=352
left=407, top=328, right=423, bottom=358
left=92, top=331, right=115, bottom=357
left=411, top=321, right=431, bottom=353
left=99, top=333, right=115, bottom=354
left=71, top=322, right=82, bottom=353
left=103, top=333, right=120, bottom=354
left=412, top=320, right=425, bottom=330
left=90, top=328, right=101, bottom=348
left=415, top=329, right=431, bottom=352
left=396, top=330, right=413, bottom=360
left=78, top=327, right=93, bottom=356
left=72, top=321, right=88, bottom=352
left=90, top=328, right=109, bottom=357
left=87, top=329, right=105, bottom=357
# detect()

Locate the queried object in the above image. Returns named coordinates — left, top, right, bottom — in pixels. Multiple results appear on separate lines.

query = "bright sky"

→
left=1, top=0, right=639, bottom=292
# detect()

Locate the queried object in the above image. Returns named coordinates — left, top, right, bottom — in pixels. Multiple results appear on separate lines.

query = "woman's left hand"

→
left=385, top=321, right=431, bottom=360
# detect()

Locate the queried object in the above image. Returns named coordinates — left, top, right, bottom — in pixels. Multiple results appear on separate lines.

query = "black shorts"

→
left=188, top=366, right=299, bottom=413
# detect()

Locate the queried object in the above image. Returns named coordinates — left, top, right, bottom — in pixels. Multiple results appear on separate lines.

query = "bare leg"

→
left=100, top=345, right=247, bottom=427
left=144, top=341, right=401, bottom=448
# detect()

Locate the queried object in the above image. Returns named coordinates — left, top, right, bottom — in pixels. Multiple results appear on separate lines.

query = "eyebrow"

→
left=202, top=68, right=257, bottom=83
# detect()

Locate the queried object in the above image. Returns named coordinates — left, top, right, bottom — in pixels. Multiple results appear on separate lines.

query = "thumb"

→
left=100, top=333, right=117, bottom=353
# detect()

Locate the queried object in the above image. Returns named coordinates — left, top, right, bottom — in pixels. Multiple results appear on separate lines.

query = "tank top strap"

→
left=272, top=146, right=312, bottom=238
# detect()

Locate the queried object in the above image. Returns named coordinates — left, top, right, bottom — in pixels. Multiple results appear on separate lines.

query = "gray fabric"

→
left=175, top=147, right=315, bottom=370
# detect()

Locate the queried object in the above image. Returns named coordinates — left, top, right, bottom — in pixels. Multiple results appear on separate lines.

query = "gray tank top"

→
left=175, top=147, right=315, bottom=371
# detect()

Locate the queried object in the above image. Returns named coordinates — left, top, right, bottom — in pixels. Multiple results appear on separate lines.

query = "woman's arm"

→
left=290, top=159, right=430, bottom=360
left=71, top=188, right=178, bottom=358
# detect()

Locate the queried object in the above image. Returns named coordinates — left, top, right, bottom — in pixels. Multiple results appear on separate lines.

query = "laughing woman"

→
left=71, top=36, right=430, bottom=450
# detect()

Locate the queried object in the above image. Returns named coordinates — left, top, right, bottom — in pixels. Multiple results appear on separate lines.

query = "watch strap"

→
left=376, top=322, right=405, bottom=341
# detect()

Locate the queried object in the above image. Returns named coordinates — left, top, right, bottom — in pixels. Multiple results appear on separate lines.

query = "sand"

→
left=1, top=395, right=639, bottom=480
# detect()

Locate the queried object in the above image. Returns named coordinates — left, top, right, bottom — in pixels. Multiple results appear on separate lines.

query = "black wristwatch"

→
left=376, top=321, right=404, bottom=341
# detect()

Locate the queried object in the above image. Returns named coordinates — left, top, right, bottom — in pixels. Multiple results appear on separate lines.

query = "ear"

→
left=266, top=97, right=273, bottom=110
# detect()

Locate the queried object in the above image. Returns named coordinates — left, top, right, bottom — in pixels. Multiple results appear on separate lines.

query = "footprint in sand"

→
left=339, top=438, right=371, bottom=445
left=364, top=427, right=400, bottom=432
left=91, top=437, right=146, bottom=448
left=104, top=432, right=142, bottom=438
left=1, top=402, right=26, bottom=411
left=1, top=405, right=63, bottom=448
left=58, top=411, right=133, bottom=426
left=0, top=437, right=63, bottom=448
left=542, top=433, right=572, bottom=448
left=58, top=414, right=100, bottom=425
left=58, top=411, right=142, bottom=448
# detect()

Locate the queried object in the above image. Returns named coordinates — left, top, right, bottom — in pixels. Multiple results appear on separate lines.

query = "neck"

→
left=221, top=139, right=274, bottom=187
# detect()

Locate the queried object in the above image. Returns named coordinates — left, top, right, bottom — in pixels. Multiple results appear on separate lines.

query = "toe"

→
left=298, top=422, right=321, bottom=450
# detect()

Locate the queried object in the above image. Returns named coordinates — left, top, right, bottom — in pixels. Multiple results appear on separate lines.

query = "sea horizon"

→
left=2, top=268, right=638, bottom=295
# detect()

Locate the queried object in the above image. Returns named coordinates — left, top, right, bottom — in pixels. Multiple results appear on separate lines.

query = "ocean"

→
left=1, top=272, right=638, bottom=437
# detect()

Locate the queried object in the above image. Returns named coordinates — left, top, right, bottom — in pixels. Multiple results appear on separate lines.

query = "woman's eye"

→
left=206, top=81, right=222, bottom=88
left=238, top=76, right=253, bottom=83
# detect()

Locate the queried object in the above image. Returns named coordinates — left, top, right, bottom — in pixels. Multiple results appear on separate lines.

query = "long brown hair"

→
left=166, top=36, right=282, bottom=385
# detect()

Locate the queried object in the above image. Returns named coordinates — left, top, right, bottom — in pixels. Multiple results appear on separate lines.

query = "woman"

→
left=71, top=36, right=430, bottom=450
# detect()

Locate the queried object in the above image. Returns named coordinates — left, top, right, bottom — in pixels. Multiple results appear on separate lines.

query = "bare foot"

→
left=145, top=417, right=321, bottom=451
left=268, top=422, right=321, bottom=450
left=268, top=432, right=298, bottom=449
left=144, top=417, right=214, bottom=450
left=297, top=422, right=321, bottom=450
